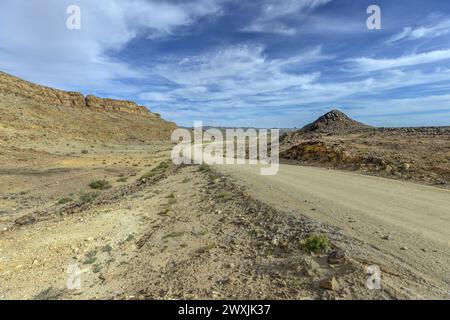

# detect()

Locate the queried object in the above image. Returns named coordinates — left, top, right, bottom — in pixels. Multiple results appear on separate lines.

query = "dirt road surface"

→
left=216, top=162, right=450, bottom=298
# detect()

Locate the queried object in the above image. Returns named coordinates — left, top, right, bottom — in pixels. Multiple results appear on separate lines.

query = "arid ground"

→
left=0, top=73, right=449, bottom=300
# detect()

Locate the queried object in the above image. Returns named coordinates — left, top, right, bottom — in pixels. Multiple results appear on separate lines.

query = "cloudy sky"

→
left=1, top=0, right=450, bottom=127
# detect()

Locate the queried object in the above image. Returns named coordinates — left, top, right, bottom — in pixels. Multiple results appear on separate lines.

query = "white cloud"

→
left=149, top=53, right=450, bottom=126
left=1, top=0, right=449, bottom=128
left=139, top=45, right=331, bottom=105
left=387, top=19, right=450, bottom=44
left=242, top=0, right=332, bottom=35
left=346, top=49, right=450, bottom=72
left=0, top=0, right=224, bottom=92
left=257, top=0, right=332, bottom=20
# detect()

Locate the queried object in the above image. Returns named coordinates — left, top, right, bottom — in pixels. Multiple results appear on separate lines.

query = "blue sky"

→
left=1, top=0, right=450, bottom=127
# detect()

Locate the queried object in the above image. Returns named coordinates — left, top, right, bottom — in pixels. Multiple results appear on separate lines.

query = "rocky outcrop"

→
left=0, top=71, right=159, bottom=117
left=281, top=141, right=359, bottom=164
left=85, top=95, right=159, bottom=117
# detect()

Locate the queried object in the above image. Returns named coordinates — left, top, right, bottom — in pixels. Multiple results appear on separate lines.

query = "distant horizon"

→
left=3, top=69, right=450, bottom=130
left=1, top=0, right=450, bottom=128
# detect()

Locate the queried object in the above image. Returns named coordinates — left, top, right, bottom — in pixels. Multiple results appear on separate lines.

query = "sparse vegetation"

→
left=166, top=192, right=177, bottom=204
left=163, top=231, right=185, bottom=240
left=198, top=164, right=210, bottom=172
left=101, top=244, right=113, bottom=254
left=195, top=244, right=216, bottom=254
left=57, top=197, right=72, bottom=205
left=302, top=234, right=331, bottom=253
left=79, top=191, right=100, bottom=204
left=140, top=161, right=169, bottom=180
left=34, top=287, right=66, bottom=300
left=217, top=191, right=233, bottom=201
left=84, top=250, right=97, bottom=264
left=92, top=264, right=102, bottom=274
left=89, top=180, right=112, bottom=190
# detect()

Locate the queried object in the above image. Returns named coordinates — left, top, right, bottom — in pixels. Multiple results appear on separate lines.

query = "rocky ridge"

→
left=0, top=71, right=159, bottom=118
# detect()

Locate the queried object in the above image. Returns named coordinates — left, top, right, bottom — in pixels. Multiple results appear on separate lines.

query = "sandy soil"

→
left=1, top=143, right=395, bottom=300
left=217, top=163, right=450, bottom=299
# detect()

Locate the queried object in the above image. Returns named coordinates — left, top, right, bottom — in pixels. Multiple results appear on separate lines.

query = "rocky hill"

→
left=281, top=109, right=371, bottom=144
left=0, top=71, right=177, bottom=148
left=280, top=110, right=450, bottom=188
left=301, top=109, right=372, bottom=133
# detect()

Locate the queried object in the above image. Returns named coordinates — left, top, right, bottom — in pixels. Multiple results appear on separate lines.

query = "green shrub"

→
left=57, top=197, right=73, bottom=205
left=89, top=180, right=111, bottom=190
left=79, top=191, right=100, bottom=204
left=92, top=264, right=102, bottom=274
left=217, top=191, right=232, bottom=200
left=101, top=244, right=113, bottom=254
left=302, top=234, right=331, bottom=253
left=140, top=161, right=169, bottom=180
left=84, top=250, right=97, bottom=264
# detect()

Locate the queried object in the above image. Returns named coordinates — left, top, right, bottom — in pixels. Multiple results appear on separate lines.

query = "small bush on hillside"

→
left=101, top=244, right=113, bottom=254
left=84, top=250, right=97, bottom=264
left=79, top=191, right=100, bottom=204
left=89, top=180, right=111, bottom=190
left=57, top=197, right=73, bottom=205
left=217, top=191, right=232, bottom=201
left=302, top=234, right=331, bottom=253
left=140, top=161, right=169, bottom=180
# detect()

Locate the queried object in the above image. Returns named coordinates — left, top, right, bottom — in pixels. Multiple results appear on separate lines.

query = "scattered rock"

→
left=400, top=246, right=408, bottom=251
left=402, top=163, right=411, bottom=171
left=320, top=277, right=339, bottom=291
left=384, top=165, right=393, bottom=174
left=299, top=256, right=321, bottom=277
left=216, top=277, right=231, bottom=285
left=381, top=235, right=391, bottom=241
left=327, top=250, right=345, bottom=265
